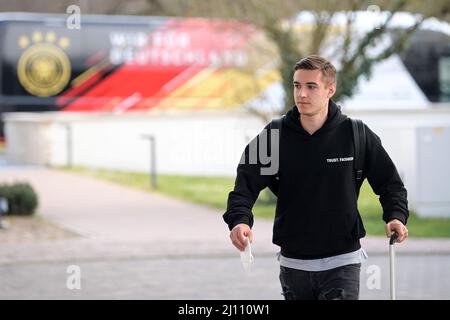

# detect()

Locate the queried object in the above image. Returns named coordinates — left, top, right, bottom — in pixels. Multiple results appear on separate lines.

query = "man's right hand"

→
left=230, top=223, right=253, bottom=252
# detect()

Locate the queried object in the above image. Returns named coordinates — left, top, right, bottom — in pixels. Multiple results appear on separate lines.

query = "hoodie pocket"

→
left=350, top=210, right=366, bottom=240
left=327, top=211, right=354, bottom=243
left=272, top=210, right=287, bottom=245
left=277, top=210, right=354, bottom=256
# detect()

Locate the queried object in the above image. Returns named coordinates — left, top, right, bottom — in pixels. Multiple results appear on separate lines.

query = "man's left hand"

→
left=385, top=219, right=408, bottom=243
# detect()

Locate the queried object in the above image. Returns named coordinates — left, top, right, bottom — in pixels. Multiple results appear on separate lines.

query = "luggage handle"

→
left=389, top=232, right=399, bottom=300
left=389, top=232, right=399, bottom=245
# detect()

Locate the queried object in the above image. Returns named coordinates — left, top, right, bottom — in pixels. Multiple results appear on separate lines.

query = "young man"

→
left=223, top=55, right=409, bottom=300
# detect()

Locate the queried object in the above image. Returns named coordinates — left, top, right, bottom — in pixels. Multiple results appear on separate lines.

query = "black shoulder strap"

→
left=350, top=118, right=366, bottom=181
left=270, top=116, right=284, bottom=132
left=269, top=116, right=284, bottom=157
left=269, top=115, right=284, bottom=183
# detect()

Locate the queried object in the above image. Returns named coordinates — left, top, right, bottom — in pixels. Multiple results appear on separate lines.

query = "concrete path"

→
left=1, top=166, right=449, bottom=299
left=0, top=167, right=275, bottom=264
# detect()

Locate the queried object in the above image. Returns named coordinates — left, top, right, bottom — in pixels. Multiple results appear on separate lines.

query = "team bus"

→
left=0, top=12, right=449, bottom=138
left=0, top=12, right=279, bottom=137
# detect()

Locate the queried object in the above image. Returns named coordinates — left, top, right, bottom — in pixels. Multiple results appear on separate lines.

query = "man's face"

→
left=293, top=69, right=336, bottom=117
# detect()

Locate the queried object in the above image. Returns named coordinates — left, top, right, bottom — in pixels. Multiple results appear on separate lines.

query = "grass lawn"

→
left=58, top=166, right=450, bottom=238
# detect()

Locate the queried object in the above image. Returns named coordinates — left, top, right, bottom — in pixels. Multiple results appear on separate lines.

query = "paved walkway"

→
left=0, top=166, right=449, bottom=299
left=0, top=167, right=274, bottom=264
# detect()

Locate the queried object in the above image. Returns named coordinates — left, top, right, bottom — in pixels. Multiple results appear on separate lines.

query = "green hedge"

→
left=0, top=182, right=38, bottom=216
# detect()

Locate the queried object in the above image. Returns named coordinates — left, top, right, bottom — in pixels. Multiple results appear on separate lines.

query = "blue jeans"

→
left=279, top=263, right=361, bottom=300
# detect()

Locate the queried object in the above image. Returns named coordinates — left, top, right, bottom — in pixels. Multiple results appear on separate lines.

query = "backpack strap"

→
left=350, top=118, right=366, bottom=181
left=269, top=116, right=284, bottom=179
left=267, top=116, right=284, bottom=196
left=269, top=116, right=284, bottom=131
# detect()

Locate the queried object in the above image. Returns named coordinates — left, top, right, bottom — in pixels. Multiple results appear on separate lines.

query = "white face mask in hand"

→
left=240, top=237, right=254, bottom=273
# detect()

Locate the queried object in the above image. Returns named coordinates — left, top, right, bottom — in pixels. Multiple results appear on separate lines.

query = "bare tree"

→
left=139, top=0, right=450, bottom=113
left=0, top=0, right=161, bottom=15
left=3, top=0, right=448, bottom=114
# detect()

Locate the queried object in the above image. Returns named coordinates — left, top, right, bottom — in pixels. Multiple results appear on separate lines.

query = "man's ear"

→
left=327, top=82, right=336, bottom=98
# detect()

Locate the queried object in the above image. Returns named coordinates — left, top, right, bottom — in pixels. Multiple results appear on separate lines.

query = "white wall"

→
left=347, top=108, right=450, bottom=217
left=4, top=108, right=450, bottom=217
left=4, top=111, right=266, bottom=176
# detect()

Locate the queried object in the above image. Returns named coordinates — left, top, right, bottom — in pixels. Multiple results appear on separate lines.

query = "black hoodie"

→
left=223, top=100, right=409, bottom=259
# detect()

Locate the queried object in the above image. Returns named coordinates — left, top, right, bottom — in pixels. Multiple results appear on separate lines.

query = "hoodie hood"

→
left=284, top=99, right=347, bottom=136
